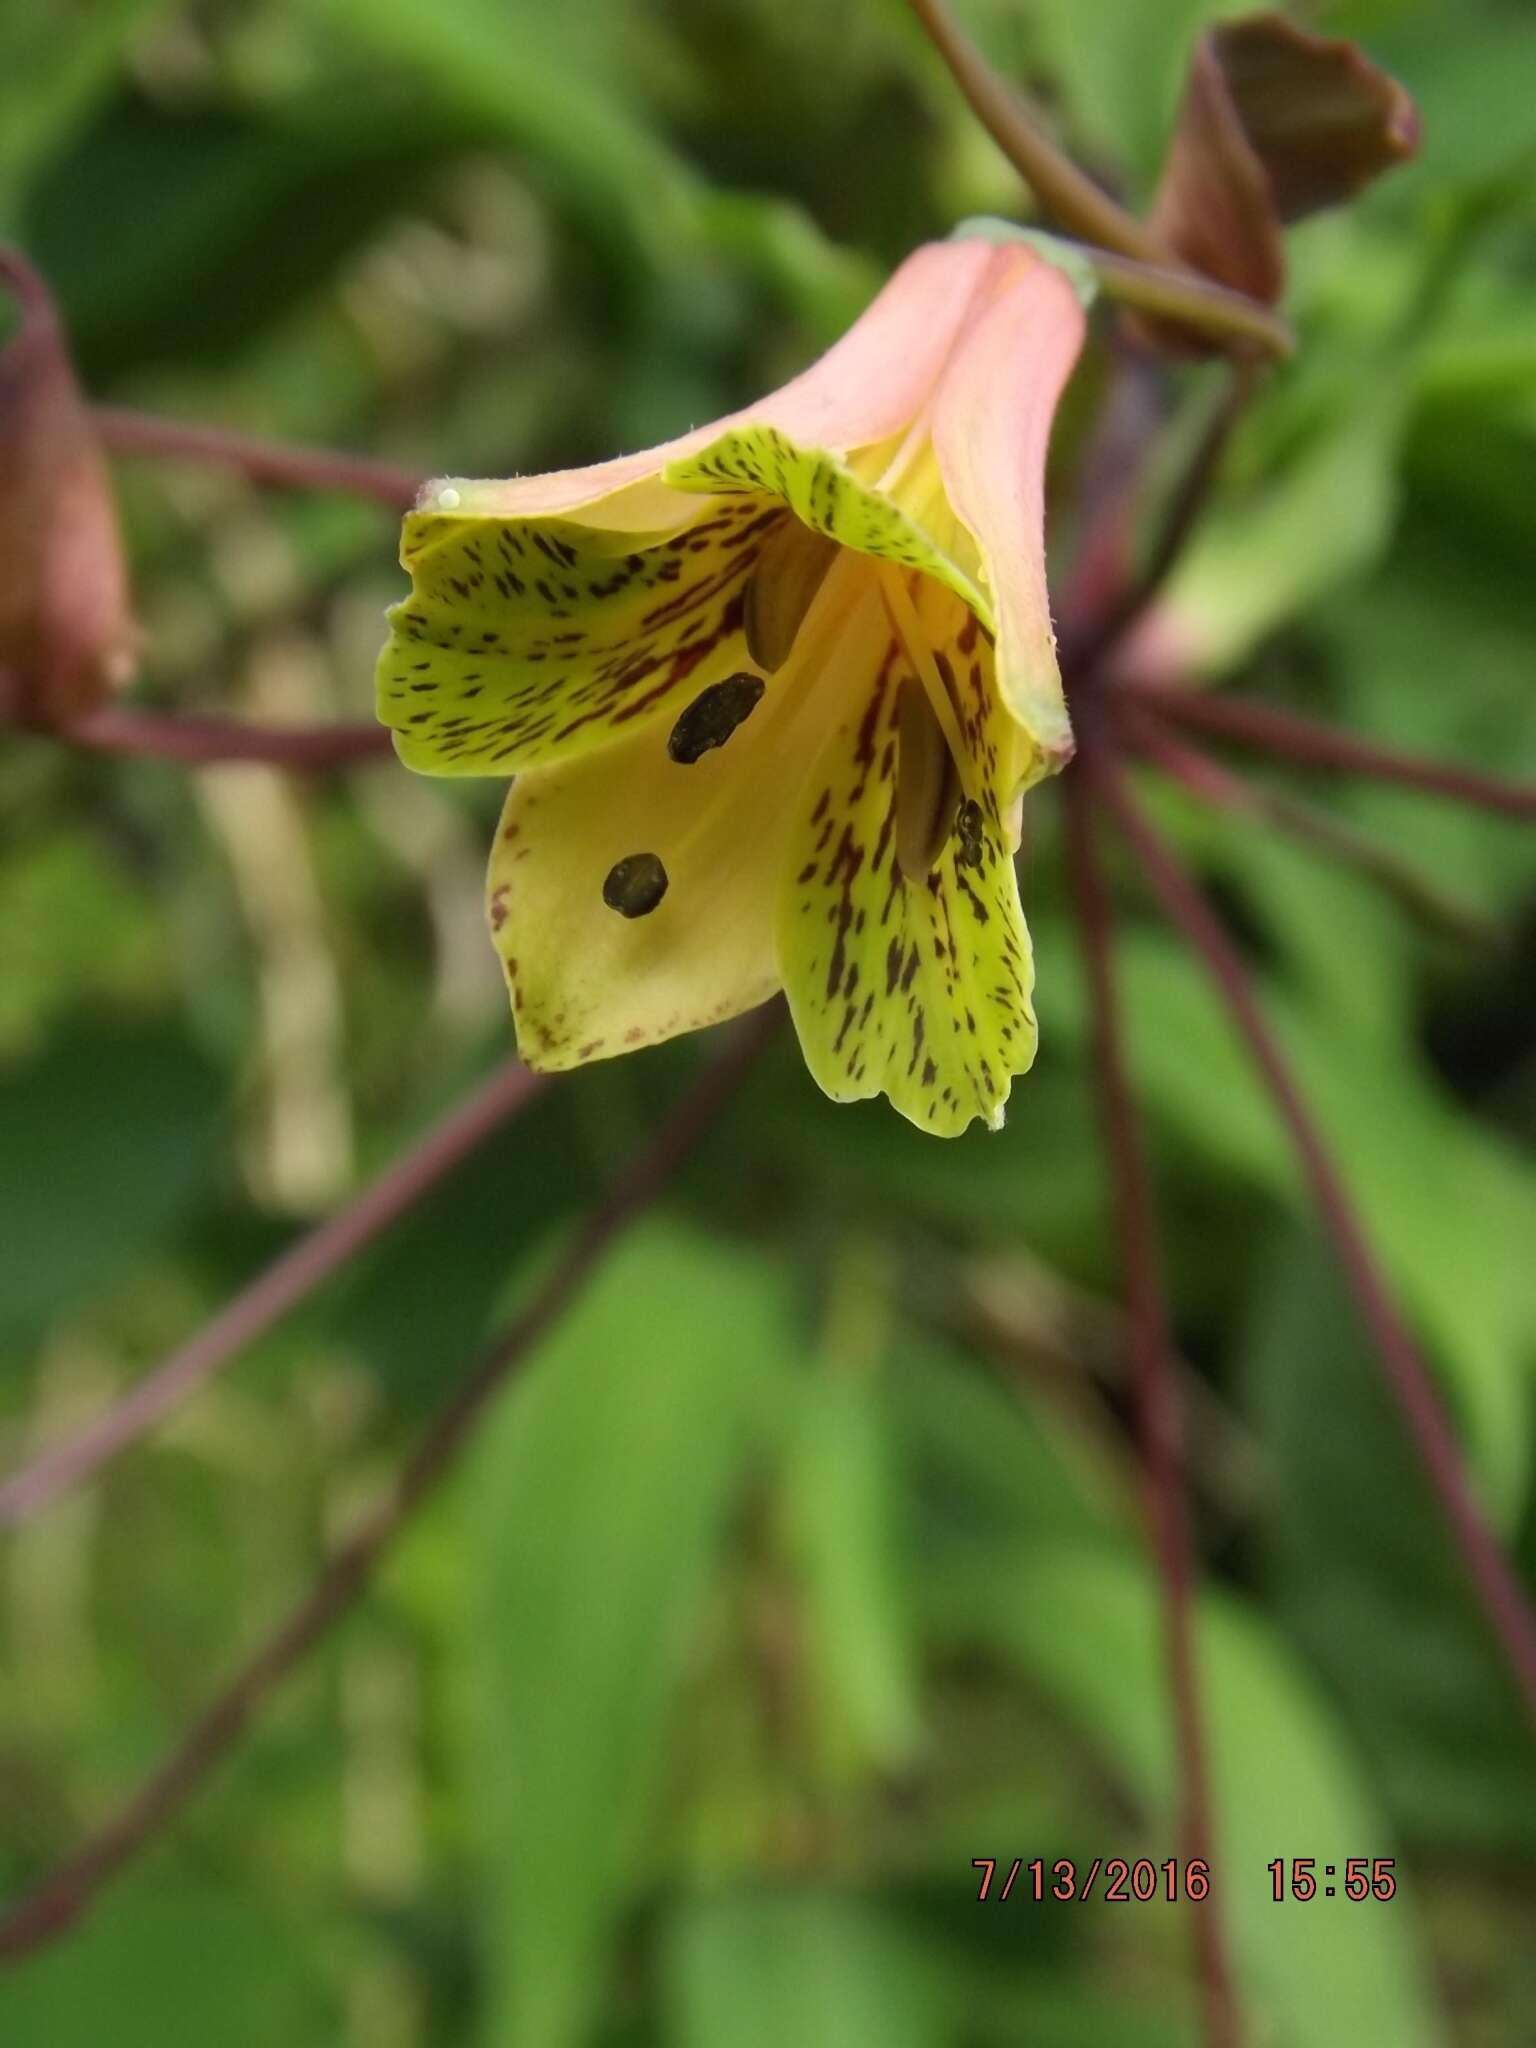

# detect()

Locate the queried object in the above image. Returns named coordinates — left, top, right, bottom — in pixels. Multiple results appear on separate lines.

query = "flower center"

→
left=730, top=427, right=985, bottom=884
left=875, top=563, right=972, bottom=796
left=742, top=518, right=840, bottom=672
left=894, top=675, right=963, bottom=883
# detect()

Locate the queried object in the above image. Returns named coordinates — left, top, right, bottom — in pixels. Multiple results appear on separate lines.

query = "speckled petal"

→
left=932, top=250, right=1087, bottom=773
left=776, top=576, right=1036, bottom=1136
left=489, top=557, right=881, bottom=1069
left=377, top=241, right=1026, bottom=782
left=377, top=495, right=779, bottom=775
left=663, top=426, right=989, bottom=626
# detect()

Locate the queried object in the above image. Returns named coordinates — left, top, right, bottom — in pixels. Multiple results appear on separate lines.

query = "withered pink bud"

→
left=1141, top=11, right=1419, bottom=350
left=0, top=248, right=136, bottom=728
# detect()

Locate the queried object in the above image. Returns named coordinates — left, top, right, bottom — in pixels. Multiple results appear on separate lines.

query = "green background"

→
left=1, top=2, right=1533, bottom=2042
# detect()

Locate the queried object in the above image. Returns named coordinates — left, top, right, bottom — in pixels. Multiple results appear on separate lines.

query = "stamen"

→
left=896, top=678, right=963, bottom=883
left=602, top=852, right=669, bottom=917
left=667, top=672, right=765, bottom=764
left=877, top=564, right=975, bottom=801
left=743, top=518, right=840, bottom=671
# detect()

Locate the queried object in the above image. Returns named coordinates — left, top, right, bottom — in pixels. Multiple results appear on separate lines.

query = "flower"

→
left=376, top=239, right=1085, bottom=1134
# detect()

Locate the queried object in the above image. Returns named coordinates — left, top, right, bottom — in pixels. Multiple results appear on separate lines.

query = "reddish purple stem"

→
left=1123, top=679, right=1536, bottom=822
left=0, top=1062, right=547, bottom=1529
left=1062, top=760, right=1243, bottom=2048
left=0, top=1012, right=774, bottom=1963
left=93, top=407, right=420, bottom=510
left=1095, top=755, right=1536, bottom=1728
left=64, top=703, right=394, bottom=769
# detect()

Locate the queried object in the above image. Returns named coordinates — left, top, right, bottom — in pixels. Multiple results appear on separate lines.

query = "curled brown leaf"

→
left=1139, top=10, right=1419, bottom=350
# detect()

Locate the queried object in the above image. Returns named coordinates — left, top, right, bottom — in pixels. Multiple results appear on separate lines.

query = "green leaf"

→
left=1242, top=1230, right=1536, bottom=1855
left=465, top=1220, right=793, bottom=2048
left=783, top=1365, right=922, bottom=1777
left=974, top=1970, right=1195, bottom=2048
left=0, top=1877, right=334, bottom=2046
left=0, top=0, right=168, bottom=215
left=1167, top=385, right=1407, bottom=672
left=0, top=1017, right=223, bottom=1338
left=24, top=95, right=465, bottom=377
left=664, top=1889, right=948, bottom=2048
left=317, top=0, right=703, bottom=267
left=0, top=833, right=164, bottom=1046
left=939, top=1545, right=1446, bottom=2048
left=746, top=1045, right=1109, bottom=1273
left=1042, top=914, right=1536, bottom=1522
left=1370, top=12, right=1536, bottom=204
left=889, top=1327, right=1129, bottom=1560
left=334, top=1080, right=596, bottom=1415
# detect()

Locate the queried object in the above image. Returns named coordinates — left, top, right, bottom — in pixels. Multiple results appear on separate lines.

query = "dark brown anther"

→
left=602, top=852, right=669, bottom=918
left=667, top=672, right=765, bottom=764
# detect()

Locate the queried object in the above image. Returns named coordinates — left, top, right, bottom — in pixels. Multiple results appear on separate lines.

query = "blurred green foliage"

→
left=1, top=2, right=1533, bottom=2044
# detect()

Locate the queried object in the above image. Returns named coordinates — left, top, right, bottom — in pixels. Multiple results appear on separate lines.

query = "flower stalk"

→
left=0, top=1061, right=546, bottom=1529
left=905, top=0, right=1160, bottom=263
left=1123, top=712, right=1501, bottom=949
left=1063, top=762, right=1244, bottom=2048
left=1095, top=754, right=1536, bottom=1729
left=1122, top=678, right=1536, bottom=821
left=65, top=703, right=395, bottom=770
left=907, top=1, right=1294, bottom=360
left=92, top=406, right=418, bottom=509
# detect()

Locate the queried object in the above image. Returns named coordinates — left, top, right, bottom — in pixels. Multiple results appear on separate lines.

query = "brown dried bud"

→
left=1143, top=12, right=1419, bottom=342
left=0, top=248, right=136, bottom=729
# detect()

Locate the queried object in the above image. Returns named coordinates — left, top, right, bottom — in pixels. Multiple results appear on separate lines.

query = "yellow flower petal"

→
left=776, top=577, right=1036, bottom=1136
left=664, top=425, right=990, bottom=629
left=384, top=239, right=1090, bottom=1135
left=489, top=558, right=874, bottom=1069
left=377, top=494, right=780, bottom=775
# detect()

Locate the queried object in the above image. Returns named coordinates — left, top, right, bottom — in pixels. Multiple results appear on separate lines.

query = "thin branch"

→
left=1060, top=758, right=1242, bottom=2048
left=0, top=1008, right=776, bottom=1962
left=906, top=0, right=1157, bottom=261
left=1122, top=680, right=1536, bottom=822
left=1064, top=361, right=1260, bottom=677
left=1122, top=712, right=1501, bottom=949
left=0, top=1062, right=547, bottom=1528
left=93, top=407, right=419, bottom=510
left=1093, top=757, right=1536, bottom=1728
left=1084, top=249, right=1294, bottom=363
left=62, top=703, right=394, bottom=770
left=904, top=2, right=1293, bottom=359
